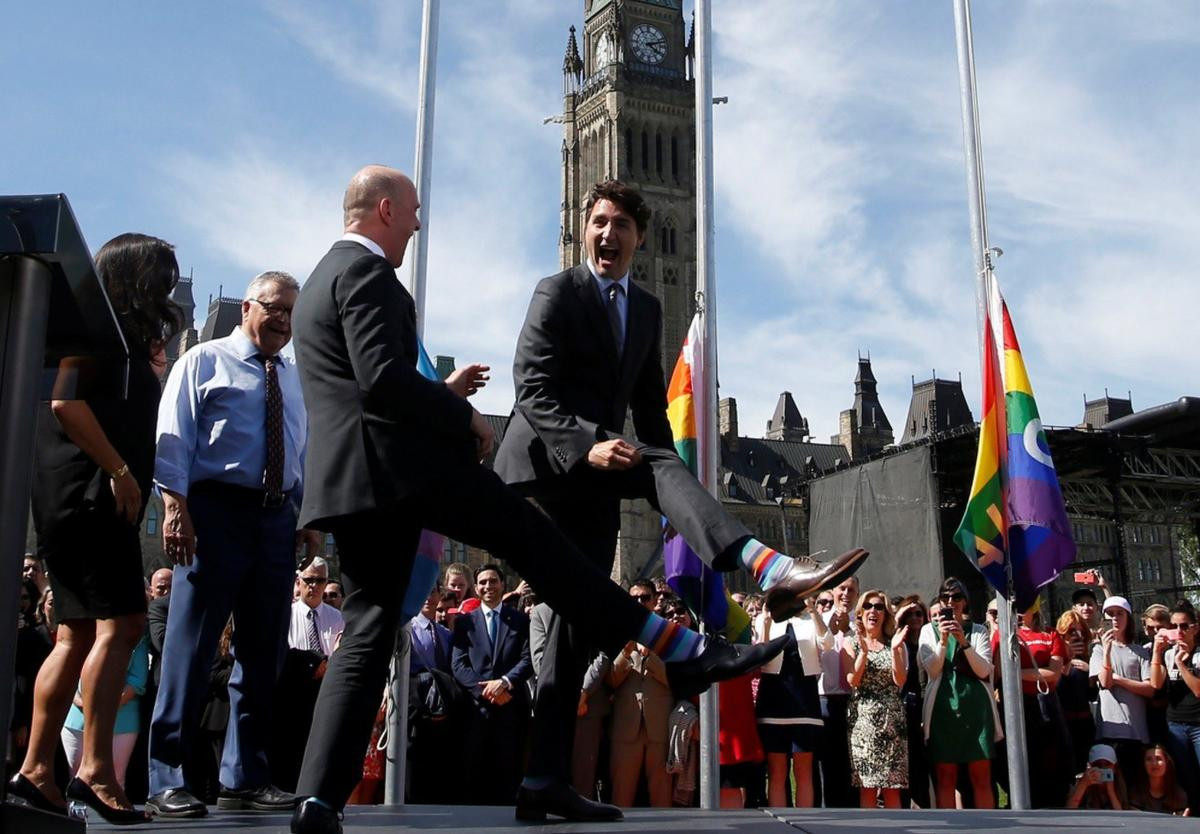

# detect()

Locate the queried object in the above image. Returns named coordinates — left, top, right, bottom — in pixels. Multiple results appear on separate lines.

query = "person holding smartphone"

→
left=1149, top=601, right=1200, bottom=811
left=1091, top=596, right=1154, bottom=785
left=918, top=577, right=1000, bottom=810
left=1066, top=743, right=1126, bottom=809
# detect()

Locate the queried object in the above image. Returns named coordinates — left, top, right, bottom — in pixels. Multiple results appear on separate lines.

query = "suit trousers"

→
left=148, top=485, right=296, bottom=796
left=523, top=442, right=752, bottom=785
left=295, top=463, right=654, bottom=809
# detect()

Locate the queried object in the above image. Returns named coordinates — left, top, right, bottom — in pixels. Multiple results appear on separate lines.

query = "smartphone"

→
left=1104, top=616, right=1118, bottom=632
left=939, top=609, right=955, bottom=622
left=1159, top=627, right=1182, bottom=642
left=1096, top=767, right=1114, bottom=783
left=1074, top=571, right=1098, bottom=585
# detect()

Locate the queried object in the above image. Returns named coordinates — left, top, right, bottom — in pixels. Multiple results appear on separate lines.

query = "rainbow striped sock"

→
left=636, top=613, right=705, bottom=662
left=740, top=538, right=792, bottom=590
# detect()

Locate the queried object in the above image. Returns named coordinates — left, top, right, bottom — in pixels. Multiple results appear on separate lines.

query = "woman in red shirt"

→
left=992, top=607, right=1070, bottom=808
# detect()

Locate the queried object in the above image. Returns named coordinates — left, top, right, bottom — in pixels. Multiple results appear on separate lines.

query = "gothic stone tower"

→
left=559, top=0, right=698, bottom=582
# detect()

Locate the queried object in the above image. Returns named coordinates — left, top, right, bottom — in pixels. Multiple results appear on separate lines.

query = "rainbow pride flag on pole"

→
left=954, top=282, right=1075, bottom=611
left=399, top=339, right=450, bottom=620
left=663, top=314, right=752, bottom=643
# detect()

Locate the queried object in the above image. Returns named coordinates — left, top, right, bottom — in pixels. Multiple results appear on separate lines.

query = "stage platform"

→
left=79, top=805, right=1194, bottom=833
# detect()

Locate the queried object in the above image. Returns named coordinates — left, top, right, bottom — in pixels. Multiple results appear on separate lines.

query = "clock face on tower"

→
left=630, top=23, right=666, bottom=65
left=594, top=35, right=612, bottom=69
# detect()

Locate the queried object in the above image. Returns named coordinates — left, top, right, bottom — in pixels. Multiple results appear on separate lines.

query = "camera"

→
left=1095, top=767, right=1114, bottom=783
left=938, top=609, right=955, bottom=622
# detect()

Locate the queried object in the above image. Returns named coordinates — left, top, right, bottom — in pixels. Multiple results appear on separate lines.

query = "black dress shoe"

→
left=64, top=777, right=147, bottom=825
left=6, top=772, right=67, bottom=815
left=515, top=783, right=623, bottom=822
left=764, top=547, right=870, bottom=621
left=218, top=783, right=298, bottom=810
left=667, top=630, right=794, bottom=700
left=291, top=797, right=343, bottom=834
left=146, top=787, right=208, bottom=818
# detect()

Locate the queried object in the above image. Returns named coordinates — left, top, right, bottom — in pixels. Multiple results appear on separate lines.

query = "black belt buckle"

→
left=263, top=491, right=285, bottom=510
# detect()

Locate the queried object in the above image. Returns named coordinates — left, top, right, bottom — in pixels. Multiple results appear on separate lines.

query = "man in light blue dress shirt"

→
left=147, top=271, right=318, bottom=818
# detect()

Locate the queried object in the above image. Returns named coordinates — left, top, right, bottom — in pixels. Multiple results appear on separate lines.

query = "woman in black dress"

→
left=8, top=234, right=181, bottom=824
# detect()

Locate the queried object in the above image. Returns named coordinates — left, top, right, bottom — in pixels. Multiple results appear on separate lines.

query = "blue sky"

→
left=5, top=1, right=1197, bottom=441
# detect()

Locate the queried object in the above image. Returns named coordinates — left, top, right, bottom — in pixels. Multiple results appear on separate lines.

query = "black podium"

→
left=0, top=194, right=129, bottom=832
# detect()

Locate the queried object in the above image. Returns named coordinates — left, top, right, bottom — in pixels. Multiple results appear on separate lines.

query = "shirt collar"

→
left=585, top=259, right=630, bottom=295
left=414, top=612, right=434, bottom=629
left=480, top=601, right=500, bottom=617
left=229, top=325, right=262, bottom=361
left=342, top=232, right=386, bottom=259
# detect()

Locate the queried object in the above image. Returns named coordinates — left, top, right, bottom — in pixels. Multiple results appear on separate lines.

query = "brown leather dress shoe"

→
left=764, top=547, right=870, bottom=621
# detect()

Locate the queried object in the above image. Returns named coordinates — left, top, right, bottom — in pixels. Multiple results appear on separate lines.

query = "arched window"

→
left=655, top=133, right=663, bottom=175
left=671, top=135, right=679, bottom=178
left=146, top=504, right=158, bottom=536
left=670, top=228, right=677, bottom=254
left=625, top=127, right=633, bottom=170
left=641, top=131, right=649, bottom=171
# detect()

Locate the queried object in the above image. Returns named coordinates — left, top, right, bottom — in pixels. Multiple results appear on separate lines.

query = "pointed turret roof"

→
left=766, top=392, right=809, bottom=442
left=563, top=26, right=582, bottom=76
left=853, top=356, right=891, bottom=432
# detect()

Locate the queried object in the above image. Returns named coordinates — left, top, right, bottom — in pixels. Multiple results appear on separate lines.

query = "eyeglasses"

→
left=861, top=602, right=888, bottom=612
left=986, top=608, right=999, bottom=617
left=323, top=590, right=342, bottom=599
left=816, top=599, right=834, bottom=608
left=940, top=593, right=966, bottom=603
left=250, top=298, right=293, bottom=319
left=632, top=593, right=655, bottom=603
left=300, top=576, right=328, bottom=586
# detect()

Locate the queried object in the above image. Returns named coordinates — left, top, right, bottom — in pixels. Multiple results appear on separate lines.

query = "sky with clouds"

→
left=5, top=1, right=1196, bottom=443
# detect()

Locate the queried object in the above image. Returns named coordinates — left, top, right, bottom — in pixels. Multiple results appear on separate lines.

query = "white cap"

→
left=1103, top=596, right=1133, bottom=616
left=1088, top=743, right=1117, bottom=765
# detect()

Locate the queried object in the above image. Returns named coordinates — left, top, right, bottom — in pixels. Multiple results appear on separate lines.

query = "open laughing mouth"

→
left=596, top=244, right=620, bottom=266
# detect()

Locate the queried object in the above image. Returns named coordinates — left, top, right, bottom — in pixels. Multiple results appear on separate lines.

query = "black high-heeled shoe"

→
left=65, top=777, right=147, bottom=825
left=6, top=772, right=67, bottom=815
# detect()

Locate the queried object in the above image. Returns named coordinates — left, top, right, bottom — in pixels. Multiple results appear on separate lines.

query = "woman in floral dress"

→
left=844, top=590, right=909, bottom=808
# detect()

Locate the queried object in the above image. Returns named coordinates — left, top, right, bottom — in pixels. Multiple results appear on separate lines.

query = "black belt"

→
left=191, top=479, right=294, bottom=510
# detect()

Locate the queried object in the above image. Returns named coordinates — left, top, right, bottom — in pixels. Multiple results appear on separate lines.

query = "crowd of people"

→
left=12, top=554, right=1197, bottom=820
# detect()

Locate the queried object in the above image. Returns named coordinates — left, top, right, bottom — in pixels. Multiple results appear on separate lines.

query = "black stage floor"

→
left=75, top=805, right=1195, bottom=833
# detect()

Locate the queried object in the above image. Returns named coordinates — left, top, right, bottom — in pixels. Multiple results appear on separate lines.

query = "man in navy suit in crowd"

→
left=451, top=564, right=532, bottom=805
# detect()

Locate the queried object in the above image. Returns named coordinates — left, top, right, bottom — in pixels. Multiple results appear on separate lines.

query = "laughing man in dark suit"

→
left=494, top=181, right=870, bottom=820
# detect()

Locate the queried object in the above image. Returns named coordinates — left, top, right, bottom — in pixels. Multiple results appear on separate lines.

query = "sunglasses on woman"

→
left=940, top=592, right=966, bottom=603
left=816, top=599, right=834, bottom=608
left=862, top=602, right=888, bottom=612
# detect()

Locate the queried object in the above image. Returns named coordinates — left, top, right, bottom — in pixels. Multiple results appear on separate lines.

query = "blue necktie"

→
left=487, top=609, right=498, bottom=650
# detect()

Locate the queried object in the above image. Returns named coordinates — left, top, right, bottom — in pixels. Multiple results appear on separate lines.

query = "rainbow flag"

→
left=399, top=339, right=450, bottom=620
left=663, top=314, right=752, bottom=644
left=954, top=283, right=1075, bottom=611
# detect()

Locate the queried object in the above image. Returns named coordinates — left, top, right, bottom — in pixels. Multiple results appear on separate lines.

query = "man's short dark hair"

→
left=584, top=180, right=651, bottom=234
left=475, top=563, right=505, bottom=585
left=630, top=579, right=657, bottom=597
left=1072, top=588, right=1098, bottom=605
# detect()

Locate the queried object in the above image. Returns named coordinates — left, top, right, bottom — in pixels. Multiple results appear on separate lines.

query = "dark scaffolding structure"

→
left=804, top=398, right=1200, bottom=618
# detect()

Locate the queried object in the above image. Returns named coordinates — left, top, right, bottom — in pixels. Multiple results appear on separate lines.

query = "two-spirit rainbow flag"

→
left=399, top=339, right=451, bottom=620
left=954, top=282, right=1075, bottom=611
left=663, top=313, right=752, bottom=643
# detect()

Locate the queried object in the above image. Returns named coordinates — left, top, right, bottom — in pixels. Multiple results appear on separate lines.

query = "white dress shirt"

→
left=340, top=231, right=387, bottom=259
left=287, top=600, right=344, bottom=655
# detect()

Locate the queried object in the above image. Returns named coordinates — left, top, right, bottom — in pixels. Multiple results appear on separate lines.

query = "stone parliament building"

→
left=27, top=0, right=1197, bottom=617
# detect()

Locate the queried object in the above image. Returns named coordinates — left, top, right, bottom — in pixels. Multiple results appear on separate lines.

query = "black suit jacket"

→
left=291, top=240, right=475, bottom=529
left=493, top=264, right=673, bottom=486
left=450, top=605, right=532, bottom=710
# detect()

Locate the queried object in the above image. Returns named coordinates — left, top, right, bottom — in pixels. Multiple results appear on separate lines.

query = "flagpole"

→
left=385, top=0, right=440, bottom=806
left=693, top=0, right=720, bottom=810
left=951, top=0, right=1030, bottom=810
